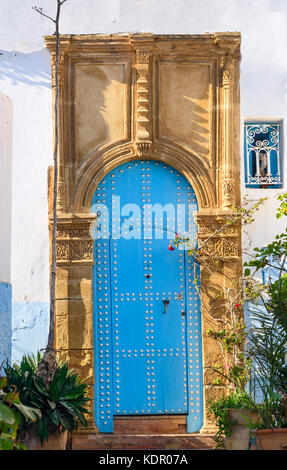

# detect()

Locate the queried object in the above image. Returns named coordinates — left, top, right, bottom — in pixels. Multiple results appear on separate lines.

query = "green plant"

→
left=247, top=303, right=287, bottom=429
left=267, top=273, right=287, bottom=332
left=243, top=193, right=287, bottom=430
left=276, top=193, right=287, bottom=219
left=4, top=353, right=90, bottom=446
left=208, top=392, right=256, bottom=448
left=205, top=308, right=252, bottom=393
left=0, top=371, right=41, bottom=450
left=169, top=197, right=267, bottom=395
left=172, top=193, right=287, bottom=434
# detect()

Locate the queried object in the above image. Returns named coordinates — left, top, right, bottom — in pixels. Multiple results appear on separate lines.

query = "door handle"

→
left=163, top=299, right=170, bottom=313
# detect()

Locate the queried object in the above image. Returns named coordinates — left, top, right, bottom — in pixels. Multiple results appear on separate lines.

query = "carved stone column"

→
left=51, top=50, right=67, bottom=212
left=130, top=35, right=154, bottom=157
left=54, top=213, right=97, bottom=429
left=195, top=212, right=241, bottom=434
left=221, top=55, right=235, bottom=209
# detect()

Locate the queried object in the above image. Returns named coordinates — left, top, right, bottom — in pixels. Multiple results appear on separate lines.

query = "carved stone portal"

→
left=45, top=33, right=241, bottom=434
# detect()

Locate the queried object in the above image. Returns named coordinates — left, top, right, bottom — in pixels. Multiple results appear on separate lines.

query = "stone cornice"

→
left=44, top=32, right=241, bottom=57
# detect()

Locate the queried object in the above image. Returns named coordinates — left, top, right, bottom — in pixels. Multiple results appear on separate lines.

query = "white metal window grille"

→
left=244, top=122, right=282, bottom=187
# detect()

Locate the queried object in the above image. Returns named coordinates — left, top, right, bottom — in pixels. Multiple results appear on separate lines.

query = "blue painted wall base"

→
left=12, top=302, right=49, bottom=363
left=0, top=282, right=12, bottom=366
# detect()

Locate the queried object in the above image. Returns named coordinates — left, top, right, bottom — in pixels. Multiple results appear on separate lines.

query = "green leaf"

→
left=59, top=414, right=73, bottom=432
left=0, top=436, right=14, bottom=450
left=16, top=442, right=27, bottom=450
left=38, top=415, right=49, bottom=446
left=58, top=400, right=79, bottom=417
left=49, top=365, right=69, bottom=402
left=47, top=409, right=60, bottom=426
left=48, top=400, right=56, bottom=410
left=33, top=378, right=49, bottom=397
left=14, top=402, right=41, bottom=422
left=0, top=378, right=7, bottom=389
left=59, top=400, right=88, bottom=428
left=59, top=389, right=86, bottom=400
left=0, top=402, right=15, bottom=425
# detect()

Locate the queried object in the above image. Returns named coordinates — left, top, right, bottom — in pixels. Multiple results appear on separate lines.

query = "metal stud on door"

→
left=91, top=160, right=203, bottom=433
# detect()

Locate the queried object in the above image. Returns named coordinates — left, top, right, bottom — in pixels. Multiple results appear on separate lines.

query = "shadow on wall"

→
left=0, top=48, right=51, bottom=88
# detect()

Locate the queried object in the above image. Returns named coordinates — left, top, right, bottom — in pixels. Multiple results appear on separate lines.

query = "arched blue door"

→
left=91, top=160, right=203, bottom=433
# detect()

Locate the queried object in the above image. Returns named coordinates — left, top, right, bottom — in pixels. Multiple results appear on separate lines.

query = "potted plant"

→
left=4, top=353, right=90, bottom=450
left=0, top=368, right=41, bottom=450
left=251, top=395, right=287, bottom=450
left=208, top=392, right=259, bottom=449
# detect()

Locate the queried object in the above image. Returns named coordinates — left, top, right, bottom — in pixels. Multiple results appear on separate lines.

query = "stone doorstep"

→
left=113, top=416, right=187, bottom=435
left=71, top=433, right=216, bottom=450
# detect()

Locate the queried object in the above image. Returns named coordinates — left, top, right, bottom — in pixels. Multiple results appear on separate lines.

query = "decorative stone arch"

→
left=45, top=33, right=242, bottom=434
left=73, top=142, right=216, bottom=211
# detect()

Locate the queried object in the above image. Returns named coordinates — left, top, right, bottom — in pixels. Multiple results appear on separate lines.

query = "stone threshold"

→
left=71, top=433, right=216, bottom=450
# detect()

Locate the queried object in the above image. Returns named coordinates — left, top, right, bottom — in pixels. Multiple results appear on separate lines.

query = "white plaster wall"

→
left=0, top=92, right=12, bottom=283
left=0, top=0, right=286, bottom=304
left=0, top=49, right=52, bottom=302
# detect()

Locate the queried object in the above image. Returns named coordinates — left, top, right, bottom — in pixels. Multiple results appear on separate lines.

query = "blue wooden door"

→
left=92, top=160, right=203, bottom=433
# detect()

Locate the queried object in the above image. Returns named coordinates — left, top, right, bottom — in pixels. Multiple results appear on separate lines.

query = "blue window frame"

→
left=244, top=121, right=282, bottom=188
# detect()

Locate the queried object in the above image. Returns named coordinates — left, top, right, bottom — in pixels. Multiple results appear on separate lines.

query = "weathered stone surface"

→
left=45, top=33, right=241, bottom=212
left=114, top=416, right=187, bottom=434
left=65, top=265, right=92, bottom=281
left=55, top=315, right=69, bottom=349
left=68, top=314, right=93, bottom=349
left=204, top=385, right=226, bottom=403
left=55, top=298, right=92, bottom=317
left=56, top=265, right=93, bottom=299
left=67, top=349, right=94, bottom=384
left=71, top=433, right=216, bottom=450
left=56, top=275, right=92, bottom=300
left=203, top=337, right=223, bottom=367
left=158, top=62, right=211, bottom=162
left=55, top=314, right=93, bottom=350
left=203, top=367, right=226, bottom=386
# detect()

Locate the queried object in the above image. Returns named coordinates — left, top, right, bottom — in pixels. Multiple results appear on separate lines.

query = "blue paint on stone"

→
left=0, top=282, right=12, bottom=366
left=11, top=302, right=49, bottom=364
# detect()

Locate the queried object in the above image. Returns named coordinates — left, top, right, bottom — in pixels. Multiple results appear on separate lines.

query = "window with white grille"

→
left=244, top=121, right=282, bottom=188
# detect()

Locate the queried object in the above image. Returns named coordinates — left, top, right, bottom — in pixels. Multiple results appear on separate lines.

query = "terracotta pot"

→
left=21, top=426, right=68, bottom=450
left=255, top=428, right=287, bottom=450
left=223, top=408, right=259, bottom=450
